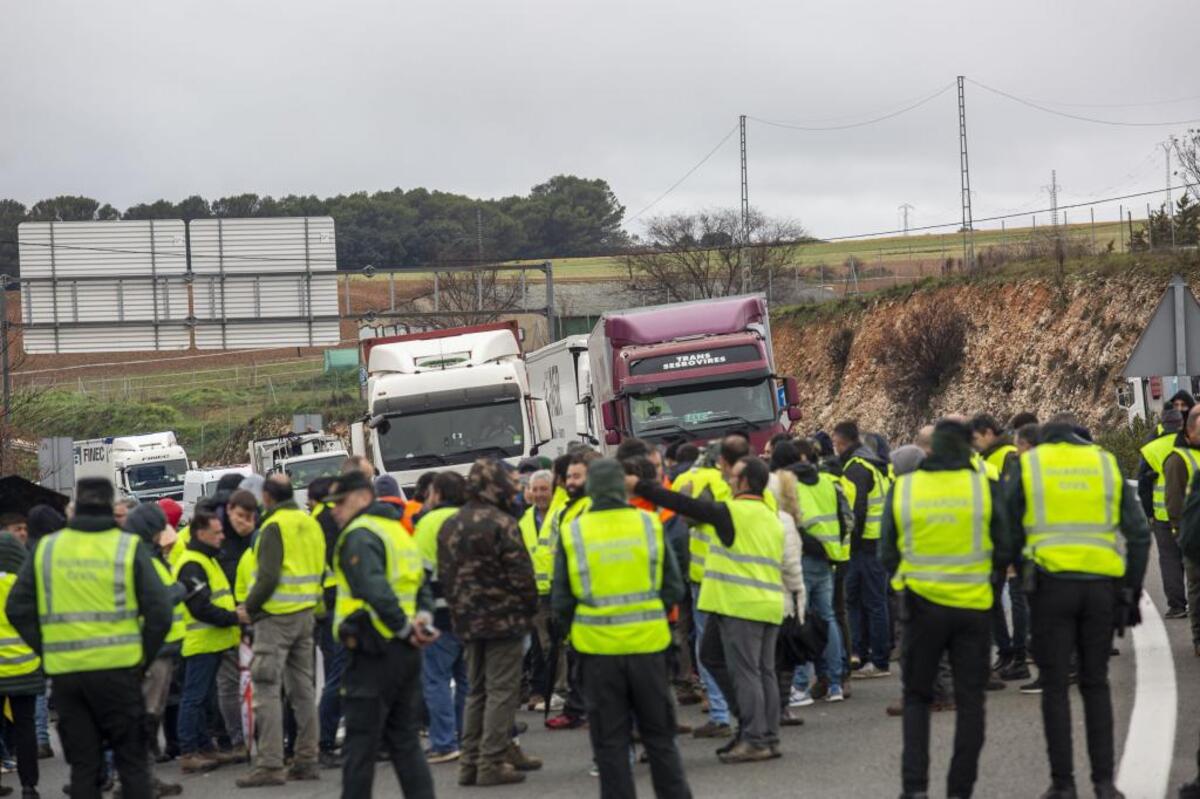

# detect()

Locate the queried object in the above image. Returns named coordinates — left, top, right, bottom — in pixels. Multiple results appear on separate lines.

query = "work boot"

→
left=476, top=762, right=526, bottom=786
left=286, top=762, right=320, bottom=781
left=715, top=733, right=741, bottom=756
left=1038, top=785, right=1078, bottom=799
left=692, top=721, right=732, bottom=738
left=1093, top=783, right=1124, bottom=799
left=458, top=764, right=477, bottom=786
left=179, top=752, right=220, bottom=774
left=505, top=743, right=543, bottom=772
left=999, top=660, right=1032, bottom=681
left=20, top=789, right=38, bottom=799
left=780, top=707, right=805, bottom=726
left=718, top=741, right=773, bottom=764
left=235, top=768, right=287, bottom=788
left=212, top=745, right=250, bottom=765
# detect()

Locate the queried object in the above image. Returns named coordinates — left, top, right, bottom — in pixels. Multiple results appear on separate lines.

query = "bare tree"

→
left=397, top=267, right=523, bottom=329
left=625, top=208, right=808, bottom=301
left=1173, top=130, right=1200, bottom=200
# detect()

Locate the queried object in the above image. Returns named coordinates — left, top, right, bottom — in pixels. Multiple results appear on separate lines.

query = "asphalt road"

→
left=25, top=553, right=1197, bottom=799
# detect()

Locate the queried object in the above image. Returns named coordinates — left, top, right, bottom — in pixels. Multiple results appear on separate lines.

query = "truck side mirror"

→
left=600, top=400, right=618, bottom=432
left=786, top=407, right=802, bottom=422
left=784, top=376, right=799, bottom=407
left=604, top=430, right=621, bottom=446
left=366, top=414, right=391, bottom=435
left=532, top=398, right=553, bottom=449
left=574, top=401, right=598, bottom=445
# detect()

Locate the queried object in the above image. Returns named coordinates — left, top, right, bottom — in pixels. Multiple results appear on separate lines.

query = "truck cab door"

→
left=575, top=398, right=599, bottom=445
left=530, top=398, right=553, bottom=453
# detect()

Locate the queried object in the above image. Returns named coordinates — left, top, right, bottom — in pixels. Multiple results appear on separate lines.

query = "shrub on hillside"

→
left=1096, top=415, right=1154, bottom=478
left=884, top=307, right=969, bottom=410
left=825, top=326, right=855, bottom=373
left=17, top=391, right=182, bottom=439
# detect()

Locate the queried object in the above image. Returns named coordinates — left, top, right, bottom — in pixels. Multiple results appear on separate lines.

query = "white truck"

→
left=351, top=321, right=553, bottom=493
left=1117, top=375, right=1198, bottom=425
left=181, top=465, right=253, bottom=522
left=72, top=432, right=191, bottom=502
left=248, top=433, right=348, bottom=503
left=525, top=335, right=597, bottom=456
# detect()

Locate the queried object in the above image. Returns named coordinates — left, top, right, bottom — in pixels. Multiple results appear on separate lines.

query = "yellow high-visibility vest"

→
left=252, top=507, right=326, bottom=615
left=518, top=507, right=553, bottom=595
left=844, top=456, right=889, bottom=540
left=1140, top=433, right=1177, bottom=522
left=0, top=572, right=38, bottom=678
left=697, top=497, right=785, bottom=624
left=173, top=548, right=240, bottom=657
left=151, top=559, right=186, bottom=644
left=796, top=473, right=847, bottom=563
left=562, top=507, right=670, bottom=655
left=984, top=444, right=1018, bottom=479
left=333, top=514, right=422, bottom=640
left=674, top=467, right=732, bottom=583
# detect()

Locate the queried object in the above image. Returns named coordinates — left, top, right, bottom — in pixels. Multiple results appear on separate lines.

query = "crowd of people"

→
left=3, top=403, right=1200, bottom=798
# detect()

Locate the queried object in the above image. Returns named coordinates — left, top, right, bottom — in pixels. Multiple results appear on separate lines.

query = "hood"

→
left=841, top=444, right=888, bottom=471
left=466, top=458, right=517, bottom=512
left=788, top=462, right=821, bottom=486
left=1171, top=390, right=1196, bottom=413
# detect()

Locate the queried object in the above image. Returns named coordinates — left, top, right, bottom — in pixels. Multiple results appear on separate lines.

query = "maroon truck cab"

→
left=586, top=295, right=800, bottom=454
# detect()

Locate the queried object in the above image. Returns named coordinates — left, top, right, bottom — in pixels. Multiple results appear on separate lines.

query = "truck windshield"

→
left=630, top=378, right=776, bottom=436
left=127, top=460, right=188, bottom=492
left=284, top=456, right=345, bottom=489
left=377, top=400, right=524, bottom=471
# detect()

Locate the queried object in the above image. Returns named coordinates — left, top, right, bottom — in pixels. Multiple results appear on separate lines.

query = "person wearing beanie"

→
left=122, top=504, right=186, bottom=798
left=0, top=530, right=43, bottom=798
left=879, top=419, right=1014, bottom=799
left=25, top=506, right=64, bottom=544
left=6, top=477, right=172, bottom=799
left=550, top=459, right=690, bottom=797
left=157, top=499, right=183, bottom=531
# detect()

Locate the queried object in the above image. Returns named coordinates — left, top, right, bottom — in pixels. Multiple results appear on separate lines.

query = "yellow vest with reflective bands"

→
left=173, top=548, right=240, bottom=657
left=697, top=497, right=785, bottom=624
left=414, top=506, right=458, bottom=576
left=562, top=507, right=670, bottom=655
left=0, top=572, right=39, bottom=677
left=334, top=514, right=422, bottom=640
left=1141, top=434, right=1177, bottom=522
left=845, top=456, right=888, bottom=540
left=311, top=502, right=338, bottom=590
left=796, top=473, right=847, bottom=562
left=152, top=559, right=186, bottom=644
left=971, top=452, right=1000, bottom=482
left=1020, top=443, right=1125, bottom=578
left=674, top=467, right=731, bottom=583
left=1172, top=446, right=1200, bottom=514
left=234, top=548, right=254, bottom=604
left=518, top=507, right=553, bottom=595
left=984, top=445, right=1017, bottom=480
left=167, top=525, right=190, bottom=571
left=251, top=507, right=326, bottom=615
left=890, top=469, right=994, bottom=610
left=34, top=529, right=142, bottom=675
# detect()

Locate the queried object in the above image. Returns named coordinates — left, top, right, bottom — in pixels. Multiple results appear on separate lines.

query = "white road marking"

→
left=1116, top=593, right=1177, bottom=799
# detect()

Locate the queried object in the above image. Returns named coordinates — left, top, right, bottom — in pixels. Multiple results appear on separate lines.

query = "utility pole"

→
left=899, top=203, right=914, bottom=235
left=1163, top=142, right=1176, bottom=247
left=476, top=206, right=484, bottom=263
left=739, top=114, right=750, bottom=293
left=1044, top=170, right=1060, bottom=229
left=956, top=76, right=975, bottom=270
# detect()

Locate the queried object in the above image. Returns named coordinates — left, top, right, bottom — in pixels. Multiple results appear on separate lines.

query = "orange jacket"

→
left=399, top=499, right=423, bottom=534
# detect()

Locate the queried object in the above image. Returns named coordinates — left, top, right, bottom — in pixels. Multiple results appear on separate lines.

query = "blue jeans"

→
left=178, top=651, right=224, bottom=754
left=690, top=583, right=729, bottom=725
left=317, top=617, right=346, bottom=751
left=35, top=693, right=49, bottom=746
left=422, top=631, right=468, bottom=754
left=801, top=558, right=843, bottom=689
left=846, top=550, right=891, bottom=669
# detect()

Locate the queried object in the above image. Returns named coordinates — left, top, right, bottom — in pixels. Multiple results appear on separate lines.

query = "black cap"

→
left=75, top=478, right=115, bottom=514
left=328, top=470, right=375, bottom=502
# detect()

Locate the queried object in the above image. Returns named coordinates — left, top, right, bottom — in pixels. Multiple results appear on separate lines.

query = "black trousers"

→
left=580, top=652, right=691, bottom=799
left=1152, top=521, right=1188, bottom=613
left=54, top=668, right=151, bottom=799
left=1029, top=574, right=1116, bottom=789
left=340, top=640, right=433, bottom=799
left=833, top=563, right=851, bottom=676
left=1, top=693, right=38, bottom=789
left=900, top=593, right=990, bottom=798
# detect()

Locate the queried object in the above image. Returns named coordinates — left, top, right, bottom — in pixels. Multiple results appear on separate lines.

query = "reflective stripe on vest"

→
left=35, top=529, right=142, bottom=675
left=0, top=573, right=38, bottom=677
left=677, top=467, right=731, bottom=582
left=846, top=457, right=888, bottom=540
left=173, top=549, right=240, bottom=657
left=697, top=498, right=785, bottom=624
left=518, top=507, right=552, bottom=595
left=413, top=506, right=458, bottom=608
left=796, top=473, right=847, bottom=562
left=1021, top=443, right=1125, bottom=578
left=151, top=559, right=186, bottom=644
left=334, top=514, right=422, bottom=641
left=892, top=469, right=993, bottom=610
left=253, top=507, right=326, bottom=614
left=563, top=508, right=669, bottom=655
left=1140, top=434, right=1176, bottom=521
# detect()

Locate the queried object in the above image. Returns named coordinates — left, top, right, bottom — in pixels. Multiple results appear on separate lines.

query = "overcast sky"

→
left=3, top=0, right=1199, bottom=240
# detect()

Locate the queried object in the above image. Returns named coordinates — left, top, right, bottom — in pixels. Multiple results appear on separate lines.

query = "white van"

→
left=182, top=465, right=252, bottom=523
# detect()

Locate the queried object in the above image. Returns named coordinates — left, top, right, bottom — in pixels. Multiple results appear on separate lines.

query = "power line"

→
left=627, top=124, right=739, bottom=222
left=748, top=82, right=955, bottom=132
left=1004, top=91, right=1200, bottom=110
left=966, top=78, right=1200, bottom=127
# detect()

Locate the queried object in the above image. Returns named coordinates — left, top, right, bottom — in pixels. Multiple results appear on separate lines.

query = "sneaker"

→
left=1165, top=607, right=1188, bottom=619
left=718, top=741, right=773, bottom=764
left=476, top=763, right=526, bottom=786
left=999, top=661, right=1032, bottom=681
left=825, top=685, right=845, bottom=703
left=849, top=655, right=862, bottom=670
left=426, top=748, right=461, bottom=764
left=533, top=695, right=565, bottom=712
left=851, top=663, right=891, bottom=679
left=788, top=687, right=814, bottom=708
left=179, top=753, right=221, bottom=774
left=588, top=764, right=600, bottom=778
left=545, top=714, right=585, bottom=730
left=1020, top=678, right=1044, bottom=694
left=715, top=735, right=740, bottom=756
left=235, top=768, right=287, bottom=788
left=286, top=763, right=320, bottom=781
left=692, top=721, right=733, bottom=739
left=505, top=743, right=542, bottom=772
left=1, top=761, right=15, bottom=774
left=318, top=750, right=342, bottom=770
left=992, top=654, right=1012, bottom=672
left=780, top=707, right=805, bottom=726
left=526, top=694, right=544, bottom=711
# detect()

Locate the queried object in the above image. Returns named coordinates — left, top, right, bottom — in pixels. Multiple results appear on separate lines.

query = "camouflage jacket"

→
left=437, top=499, right=537, bottom=641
